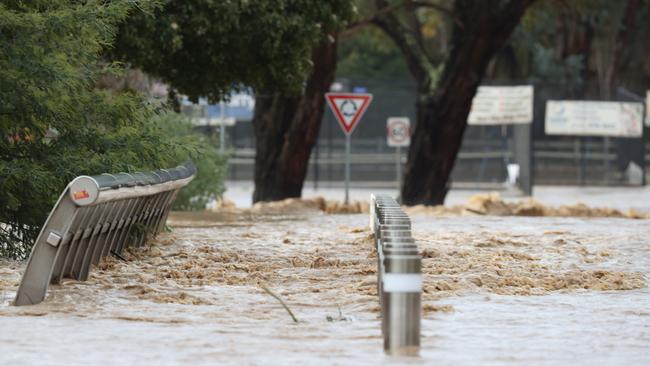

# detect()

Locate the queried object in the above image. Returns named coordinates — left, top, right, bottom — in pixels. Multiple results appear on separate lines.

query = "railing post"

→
left=371, top=194, right=422, bottom=356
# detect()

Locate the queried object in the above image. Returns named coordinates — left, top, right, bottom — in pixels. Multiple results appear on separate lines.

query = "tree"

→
left=371, top=0, right=536, bottom=205
left=0, top=1, right=219, bottom=259
left=252, top=39, right=340, bottom=201
left=503, top=0, right=650, bottom=99
left=111, top=1, right=355, bottom=203
left=111, top=1, right=353, bottom=102
left=337, top=25, right=409, bottom=81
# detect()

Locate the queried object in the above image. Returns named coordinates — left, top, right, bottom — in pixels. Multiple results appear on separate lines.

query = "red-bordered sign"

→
left=325, top=93, right=373, bottom=135
left=387, top=117, right=411, bottom=147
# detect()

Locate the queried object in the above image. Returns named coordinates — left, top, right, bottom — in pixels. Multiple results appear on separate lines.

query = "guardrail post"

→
left=370, top=194, right=422, bottom=356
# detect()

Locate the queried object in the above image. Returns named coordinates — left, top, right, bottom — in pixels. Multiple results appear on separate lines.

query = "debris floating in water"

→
left=210, top=193, right=650, bottom=219
left=406, top=192, right=650, bottom=219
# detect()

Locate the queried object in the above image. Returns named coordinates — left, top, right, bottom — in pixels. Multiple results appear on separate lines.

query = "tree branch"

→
left=371, top=0, right=440, bottom=87
left=341, top=0, right=460, bottom=38
left=409, top=0, right=456, bottom=19
left=260, top=285, right=299, bottom=323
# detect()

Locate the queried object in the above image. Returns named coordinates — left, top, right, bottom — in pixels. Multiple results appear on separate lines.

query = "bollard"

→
left=370, top=193, right=421, bottom=356
left=377, top=238, right=417, bottom=311
left=369, top=194, right=377, bottom=233
left=380, top=230, right=412, bottom=240
left=382, top=254, right=422, bottom=355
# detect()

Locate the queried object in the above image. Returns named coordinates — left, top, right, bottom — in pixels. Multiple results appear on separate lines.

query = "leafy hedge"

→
left=0, top=1, right=225, bottom=259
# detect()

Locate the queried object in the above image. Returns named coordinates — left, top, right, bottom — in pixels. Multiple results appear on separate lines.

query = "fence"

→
left=370, top=194, right=422, bottom=355
left=14, top=162, right=196, bottom=306
left=219, top=80, right=647, bottom=190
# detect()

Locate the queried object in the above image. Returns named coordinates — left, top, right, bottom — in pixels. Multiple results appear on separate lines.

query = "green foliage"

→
left=337, top=27, right=409, bottom=79
left=508, top=0, right=650, bottom=94
left=111, top=0, right=356, bottom=102
left=337, top=0, right=452, bottom=81
left=510, top=1, right=592, bottom=85
left=155, top=113, right=227, bottom=211
left=0, top=1, right=225, bottom=259
left=509, top=26, right=585, bottom=87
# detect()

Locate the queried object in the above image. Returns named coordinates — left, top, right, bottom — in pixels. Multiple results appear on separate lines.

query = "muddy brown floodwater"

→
left=1, top=204, right=649, bottom=365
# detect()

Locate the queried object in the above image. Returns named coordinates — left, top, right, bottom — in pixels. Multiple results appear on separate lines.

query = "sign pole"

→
left=395, top=146, right=401, bottom=199
left=219, top=100, right=226, bottom=153
left=325, top=92, right=373, bottom=205
left=387, top=117, right=411, bottom=203
left=345, top=133, right=351, bottom=205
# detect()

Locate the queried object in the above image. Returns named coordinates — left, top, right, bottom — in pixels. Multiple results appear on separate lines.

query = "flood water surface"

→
left=1, top=209, right=649, bottom=365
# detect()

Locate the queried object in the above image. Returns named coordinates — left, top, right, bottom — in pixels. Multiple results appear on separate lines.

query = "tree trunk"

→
left=400, top=0, right=535, bottom=205
left=602, top=0, right=639, bottom=99
left=252, top=38, right=338, bottom=202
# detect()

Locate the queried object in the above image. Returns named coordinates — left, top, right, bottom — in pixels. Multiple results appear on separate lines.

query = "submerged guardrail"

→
left=370, top=194, right=422, bottom=355
left=14, top=162, right=196, bottom=306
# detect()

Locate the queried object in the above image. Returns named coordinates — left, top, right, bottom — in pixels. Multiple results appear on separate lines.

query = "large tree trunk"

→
left=602, top=0, right=639, bottom=99
left=390, top=0, right=535, bottom=205
left=252, top=38, right=338, bottom=202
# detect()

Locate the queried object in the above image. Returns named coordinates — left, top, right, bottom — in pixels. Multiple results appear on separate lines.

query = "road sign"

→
left=325, top=92, right=373, bottom=205
left=545, top=100, right=643, bottom=137
left=467, top=86, right=534, bottom=125
left=325, top=93, right=373, bottom=135
left=386, top=117, right=410, bottom=199
left=387, top=117, right=411, bottom=147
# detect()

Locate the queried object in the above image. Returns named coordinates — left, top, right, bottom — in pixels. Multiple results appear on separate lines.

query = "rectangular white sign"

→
left=545, top=100, right=643, bottom=137
left=467, top=85, right=534, bottom=125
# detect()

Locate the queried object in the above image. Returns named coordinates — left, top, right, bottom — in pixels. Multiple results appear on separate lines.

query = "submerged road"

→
left=1, top=206, right=649, bottom=365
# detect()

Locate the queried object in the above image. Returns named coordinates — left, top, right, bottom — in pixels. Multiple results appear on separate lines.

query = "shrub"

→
left=0, top=1, right=225, bottom=259
left=155, top=112, right=227, bottom=211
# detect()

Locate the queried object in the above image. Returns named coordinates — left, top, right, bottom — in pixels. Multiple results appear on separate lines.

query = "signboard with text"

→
left=545, top=100, right=643, bottom=137
left=467, top=85, right=534, bottom=125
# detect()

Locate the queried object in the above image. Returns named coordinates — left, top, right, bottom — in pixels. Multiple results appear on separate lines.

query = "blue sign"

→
left=352, top=86, right=368, bottom=93
left=182, top=91, right=255, bottom=122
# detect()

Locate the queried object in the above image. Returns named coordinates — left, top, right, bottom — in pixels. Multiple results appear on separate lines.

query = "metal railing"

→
left=14, top=162, right=196, bottom=306
left=370, top=194, right=422, bottom=355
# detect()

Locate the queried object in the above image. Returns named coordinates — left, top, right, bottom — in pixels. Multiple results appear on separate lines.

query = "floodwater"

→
left=1, top=204, right=649, bottom=365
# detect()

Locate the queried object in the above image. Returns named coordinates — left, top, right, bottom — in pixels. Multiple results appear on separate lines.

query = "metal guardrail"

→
left=14, top=162, right=196, bottom=306
left=370, top=194, right=422, bottom=355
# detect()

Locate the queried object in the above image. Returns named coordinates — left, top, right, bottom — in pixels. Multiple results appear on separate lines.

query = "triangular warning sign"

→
left=325, top=93, right=373, bottom=135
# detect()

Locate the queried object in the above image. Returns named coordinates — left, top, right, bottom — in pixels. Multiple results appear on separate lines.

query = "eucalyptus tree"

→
left=111, top=1, right=355, bottom=202
left=368, top=0, right=536, bottom=205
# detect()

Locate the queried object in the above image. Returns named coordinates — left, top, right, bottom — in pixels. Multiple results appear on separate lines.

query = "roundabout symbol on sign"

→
left=340, top=100, right=358, bottom=118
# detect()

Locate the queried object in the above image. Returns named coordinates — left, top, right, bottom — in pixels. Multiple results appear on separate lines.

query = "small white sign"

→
left=468, top=85, right=534, bottom=125
left=545, top=100, right=643, bottom=137
left=191, top=117, right=236, bottom=127
left=387, top=117, right=411, bottom=147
